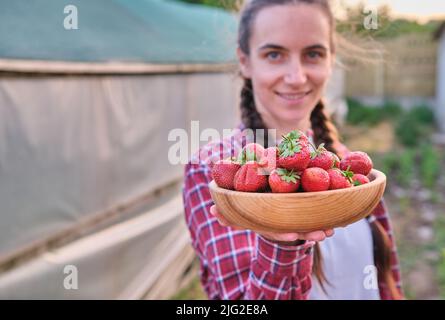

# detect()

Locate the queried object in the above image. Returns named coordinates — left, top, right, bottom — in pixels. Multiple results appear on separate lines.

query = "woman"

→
left=182, top=0, right=403, bottom=300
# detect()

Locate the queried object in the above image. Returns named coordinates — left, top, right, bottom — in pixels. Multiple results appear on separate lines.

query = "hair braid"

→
left=310, top=101, right=341, bottom=156
left=240, top=79, right=270, bottom=147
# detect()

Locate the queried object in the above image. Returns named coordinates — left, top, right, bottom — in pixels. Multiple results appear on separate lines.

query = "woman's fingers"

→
left=210, top=205, right=241, bottom=230
left=299, top=229, right=335, bottom=241
left=259, top=231, right=300, bottom=243
left=324, top=229, right=335, bottom=237
left=210, top=205, right=218, bottom=216
left=300, top=230, right=326, bottom=241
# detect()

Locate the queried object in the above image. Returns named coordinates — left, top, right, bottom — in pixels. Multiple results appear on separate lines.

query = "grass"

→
left=397, top=149, right=416, bottom=188
left=420, top=144, right=441, bottom=190
left=346, top=98, right=436, bottom=148
left=171, top=276, right=207, bottom=300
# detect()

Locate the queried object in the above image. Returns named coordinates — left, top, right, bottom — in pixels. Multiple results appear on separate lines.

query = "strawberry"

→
left=268, top=168, right=300, bottom=193
left=308, top=143, right=339, bottom=170
left=237, top=143, right=264, bottom=165
left=327, top=168, right=353, bottom=190
left=340, top=151, right=373, bottom=176
left=277, top=130, right=311, bottom=171
left=301, top=167, right=330, bottom=192
left=258, top=146, right=278, bottom=174
left=234, top=161, right=268, bottom=192
left=212, top=158, right=241, bottom=190
left=352, top=173, right=370, bottom=186
left=332, top=153, right=340, bottom=168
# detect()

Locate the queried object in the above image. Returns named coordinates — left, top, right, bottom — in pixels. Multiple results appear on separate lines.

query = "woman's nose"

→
left=284, top=60, right=307, bottom=85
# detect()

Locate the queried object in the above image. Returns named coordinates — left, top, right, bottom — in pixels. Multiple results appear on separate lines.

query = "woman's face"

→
left=238, top=3, right=335, bottom=127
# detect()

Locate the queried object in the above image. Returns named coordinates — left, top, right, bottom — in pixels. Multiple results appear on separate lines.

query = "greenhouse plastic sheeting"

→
left=0, top=193, right=189, bottom=299
left=0, top=73, right=239, bottom=260
left=0, top=0, right=237, bottom=63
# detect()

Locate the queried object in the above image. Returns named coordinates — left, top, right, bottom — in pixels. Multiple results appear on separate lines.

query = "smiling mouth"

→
left=276, top=91, right=312, bottom=101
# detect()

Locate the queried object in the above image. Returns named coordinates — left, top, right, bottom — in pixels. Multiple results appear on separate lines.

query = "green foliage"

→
left=395, top=106, right=435, bottom=147
left=346, top=99, right=436, bottom=147
left=176, top=0, right=239, bottom=11
left=380, top=152, right=399, bottom=176
left=346, top=98, right=403, bottom=126
left=409, top=105, right=435, bottom=125
left=395, top=115, right=424, bottom=147
left=380, top=100, right=403, bottom=120
left=420, top=144, right=441, bottom=190
left=396, top=148, right=416, bottom=188
left=346, top=98, right=383, bottom=126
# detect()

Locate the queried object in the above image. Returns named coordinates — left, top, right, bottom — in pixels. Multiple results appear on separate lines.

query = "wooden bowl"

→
left=209, top=169, right=386, bottom=233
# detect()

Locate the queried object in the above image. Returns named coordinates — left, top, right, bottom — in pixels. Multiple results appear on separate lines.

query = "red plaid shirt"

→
left=182, top=125, right=403, bottom=300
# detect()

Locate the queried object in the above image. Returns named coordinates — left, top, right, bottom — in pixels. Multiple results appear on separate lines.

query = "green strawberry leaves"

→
left=310, top=142, right=326, bottom=159
left=278, top=131, right=302, bottom=158
left=353, top=180, right=362, bottom=186
left=237, top=148, right=257, bottom=165
left=341, top=165, right=354, bottom=183
left=277, top=168, right=300, bottom=184
left=287, top=130, right=302, bottom=141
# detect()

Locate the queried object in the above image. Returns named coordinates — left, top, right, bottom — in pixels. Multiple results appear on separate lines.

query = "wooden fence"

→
left=344, top=33, right=438, bottom=98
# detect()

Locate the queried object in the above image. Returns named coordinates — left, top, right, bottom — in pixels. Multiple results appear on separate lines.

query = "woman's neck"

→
left=263, top=116, right=312, bottom=141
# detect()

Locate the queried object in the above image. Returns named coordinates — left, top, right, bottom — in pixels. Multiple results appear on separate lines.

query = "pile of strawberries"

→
left=211, top=130, right=373, bottom=193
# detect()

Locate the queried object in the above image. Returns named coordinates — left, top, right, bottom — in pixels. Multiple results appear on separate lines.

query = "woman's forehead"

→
left=250, top=4, right=331, bottom=50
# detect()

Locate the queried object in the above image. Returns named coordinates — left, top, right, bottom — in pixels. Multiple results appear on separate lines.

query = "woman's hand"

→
left=210, top=205, right=334, bottom=244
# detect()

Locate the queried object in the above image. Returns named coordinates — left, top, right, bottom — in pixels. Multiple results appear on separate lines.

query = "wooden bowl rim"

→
left=209, top=168, right=386, bottom=197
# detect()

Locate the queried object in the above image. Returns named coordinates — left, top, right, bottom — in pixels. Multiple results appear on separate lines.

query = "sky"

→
left=337, top=0, right=445, bottom=22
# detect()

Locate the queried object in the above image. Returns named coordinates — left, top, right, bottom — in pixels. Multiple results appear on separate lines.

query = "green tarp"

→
left=0, top=0, right=237, bottom=63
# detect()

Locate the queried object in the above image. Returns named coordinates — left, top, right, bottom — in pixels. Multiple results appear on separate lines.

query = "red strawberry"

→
left=352, top=174, right=370, bottom=186
left=234, top=161, right=268, bottom=192
left=237, top=143, right=264, bottom=165
left=308, top=143, right=339, bottom=170
left=327, top=168, right=353, bottom=190
left=277, top=130, right=311, bottom=171
left=340, top=151, right=373, bottom=176
left=301, top=167, right=330, bottom=192
left=258, top=146, right=278, bottom=174
left=212, top=158, right=241, bottom=190
left=268, top=168, right=300, bottom=193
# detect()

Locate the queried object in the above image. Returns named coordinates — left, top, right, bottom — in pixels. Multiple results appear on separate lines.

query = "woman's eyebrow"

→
left=257, top=44, right=287, bottom=52
left=305, top=44, right=328, bottom=51
left=257, top=43, right=328, bottom=52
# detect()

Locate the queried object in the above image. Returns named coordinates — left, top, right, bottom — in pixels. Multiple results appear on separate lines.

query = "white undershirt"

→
left=308, top=218, right=380, bottom=300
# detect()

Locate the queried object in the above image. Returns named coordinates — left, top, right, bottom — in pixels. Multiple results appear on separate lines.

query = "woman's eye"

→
left=266, top=51, right=282, bottom=61
left=306, top=51, right=322, bottom=59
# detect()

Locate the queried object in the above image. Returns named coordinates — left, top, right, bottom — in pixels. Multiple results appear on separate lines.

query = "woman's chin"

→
left=278, top=104, right=314, bottom=121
